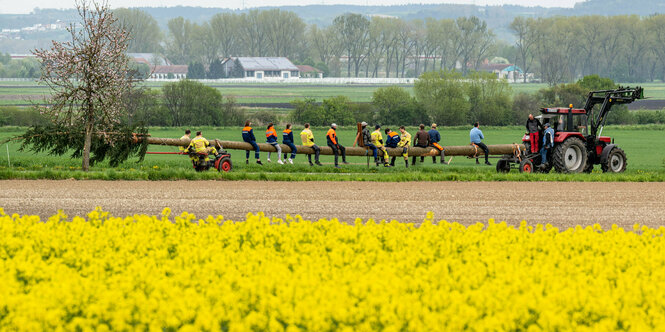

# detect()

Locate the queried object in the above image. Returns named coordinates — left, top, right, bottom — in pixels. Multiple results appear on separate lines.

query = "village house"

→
left=296, top=65, right=323, bottom=78
left=222, top=57, right=299, bottom=79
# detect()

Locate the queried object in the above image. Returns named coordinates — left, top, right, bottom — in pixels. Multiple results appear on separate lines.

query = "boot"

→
left=245, top=159, right=249, bottom=165
left=315, top=161, right=322, bottom=166
left=405, top=160, right=409, bottom=168
left=432, top=156, right=437, bottom=164
left=257, top=160, right=263, bottom=165
left=441, top=151, right=448, bottom=165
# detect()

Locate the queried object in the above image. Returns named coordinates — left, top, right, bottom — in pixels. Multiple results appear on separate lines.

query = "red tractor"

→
left=497, top=87, right=644, bottom=174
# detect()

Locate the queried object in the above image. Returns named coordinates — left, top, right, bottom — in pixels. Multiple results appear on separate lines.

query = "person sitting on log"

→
left=300, top=123, right=321, bottom=166
left=327, top=123, right=348, bottom=168
left=412, top=124, right=430, bottom=166
left=384, top=128, right=400, bottom=166
left=282, top=123, right=297, bottom=164
left=242, top=120, right=262, bottom=165
left=356, top=122, right=379, bottom=164
left=371, top=125, right=391, bottom=167
left=396, top=126, right=411, bottom=168
left=265, top=123, right=284, bottom=164
left=428, top=123, right=447, bottom=164
left=187, top=131, right=217, bottom=163
left=180, top=129, right=196, bottom=165
left=470, top=122, right=491, bottom=166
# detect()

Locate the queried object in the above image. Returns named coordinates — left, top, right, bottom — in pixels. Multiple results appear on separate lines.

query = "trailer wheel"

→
left=519, top=159, right=534, bottom=173
left=553, top=137, right=587, bottom=173
left=496, top=159, right=511, bottom=173
left=218, top=156, right=232, bottom=172
left=601, top=147, right=627, bottom=173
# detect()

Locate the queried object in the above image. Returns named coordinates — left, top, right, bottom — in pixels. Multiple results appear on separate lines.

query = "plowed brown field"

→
left=1, top=180, right=664, bottom=229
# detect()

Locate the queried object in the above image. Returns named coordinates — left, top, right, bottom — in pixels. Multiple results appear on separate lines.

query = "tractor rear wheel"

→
left=519, top=159, right=534, bottom=173
left=496, top=159, right=511, bottom=173
left=218, top=156, right=232, bottom=172
left=601, top=147, right=627, bottom=173
left=553, top=137, right=588, bottom=173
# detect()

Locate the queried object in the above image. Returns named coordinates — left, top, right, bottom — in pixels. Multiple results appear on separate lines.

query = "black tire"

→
left=519, top=159, right=534, bottom=173
left=553, top=137, right=588, bottom=173
left=496, top=159, right=511, bottom=173
left=218, top=156, right=233, bottom=172
left=583, top=161, right=594, bottom=173
left=601, top=147, right=627, bottom=173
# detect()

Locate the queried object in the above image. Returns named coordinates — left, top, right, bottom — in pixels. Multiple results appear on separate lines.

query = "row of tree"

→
left=113, top=7, right=665, bottom=82
left=511, top=15, right=665, bottom=84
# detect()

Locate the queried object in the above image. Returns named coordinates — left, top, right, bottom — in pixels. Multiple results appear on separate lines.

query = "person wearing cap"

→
left=371, top=125, right=391, bottom=167
left=300, top=123, right=321, bottom=166
left=540, top=122, right=555, bottom=165
left=412, top=124, right=430, bottom=165
left=326, top=123, right=348, bottom=168
left=428, top=123, right=446, bottom=164
left=395, top=126, right=411, bottom=167
left=355, top=121, right=378, bottom=164
left=526, top=114, right=543, bottom=154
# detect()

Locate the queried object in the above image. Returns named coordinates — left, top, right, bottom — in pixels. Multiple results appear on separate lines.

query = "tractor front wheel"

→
left=553, top=137, right=588, bottom=173
left=601, top=147, right=627, bottom=173
left=519, top=159, right=534, bottom=173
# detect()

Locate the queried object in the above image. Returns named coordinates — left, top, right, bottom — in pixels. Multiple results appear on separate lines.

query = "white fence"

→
left=146, top=77, right=418, bottom=85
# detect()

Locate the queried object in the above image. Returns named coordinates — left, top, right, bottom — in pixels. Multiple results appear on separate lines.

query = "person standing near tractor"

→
left=371, top=125, right=391, bottom=167
left=300, top=123, right=321, bottom=166
left=412, top=124, right=430, bottom=165
left=470, top=122, right=491, bottom=166
left=282, top=124, right=297, bottom=164
left=265, top=123, right=284, bottom=164
left=526, top=114, right=543, bottom=154
left=396, top=126, right=411, bottom=167
left=540, top=122, right=555, bottom=165
left=242, top=120, right=262, bottom=165
left=428, top=123, right=447, bottom=164
left=188, top=131, right=218, bottom=162
left=327, top=123, right=348, bottom=168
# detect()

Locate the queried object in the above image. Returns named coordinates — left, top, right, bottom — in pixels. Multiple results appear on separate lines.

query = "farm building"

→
left=128, top=53, right=168, bottom=66
left=477, top=63, right=524, bottom=81
left=222, top=57, right=300, bottom=79
left=150, top=65, right=188, bottom=79
left=296, top=65, right=323, bottom=78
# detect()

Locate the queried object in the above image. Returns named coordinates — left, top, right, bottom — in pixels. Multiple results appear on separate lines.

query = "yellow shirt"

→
left=371, top=130, right=384, bottom=147
left=300, top=129, right=315, bottom=147
left=189, top=136, right=209, bottom=153
left=179, top=135, right=190, bottom=152
left=398, top=132, right=411, bottom=147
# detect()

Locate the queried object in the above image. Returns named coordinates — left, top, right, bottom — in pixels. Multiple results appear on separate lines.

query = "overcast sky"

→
left=1, top=0, right=580, bottom=14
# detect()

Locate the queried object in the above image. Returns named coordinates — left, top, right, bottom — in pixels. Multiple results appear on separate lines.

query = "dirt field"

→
left=1, top=180, right=664, bottom=229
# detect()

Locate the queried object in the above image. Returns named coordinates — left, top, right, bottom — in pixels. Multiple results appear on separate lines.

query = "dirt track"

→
left=1, top=180, right=664, bottom=229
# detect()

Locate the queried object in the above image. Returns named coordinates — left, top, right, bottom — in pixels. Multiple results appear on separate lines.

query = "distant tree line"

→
left=104, top=8, right=665, bottom=83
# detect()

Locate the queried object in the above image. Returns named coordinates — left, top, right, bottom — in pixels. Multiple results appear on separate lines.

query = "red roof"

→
left=296, top=65, right=322, bottom=73
left=151, top=65, right=188, bottom=74
left=478, top=63, right=512, bottom=71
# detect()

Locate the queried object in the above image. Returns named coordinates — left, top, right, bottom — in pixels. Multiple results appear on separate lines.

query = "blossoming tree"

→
left=30, top=0, right=143, bottom=171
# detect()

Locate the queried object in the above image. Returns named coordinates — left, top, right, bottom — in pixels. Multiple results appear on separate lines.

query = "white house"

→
left=222, top=57, right=299, bottom=80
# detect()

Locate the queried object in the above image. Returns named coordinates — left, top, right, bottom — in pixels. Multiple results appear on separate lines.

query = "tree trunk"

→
left=82, top=116, right=94, bottom=172
left=144, top=137, right=525, bottom=158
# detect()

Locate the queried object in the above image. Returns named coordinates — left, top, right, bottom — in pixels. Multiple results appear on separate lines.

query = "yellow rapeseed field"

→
left=1, top=207, right=665, bottom=331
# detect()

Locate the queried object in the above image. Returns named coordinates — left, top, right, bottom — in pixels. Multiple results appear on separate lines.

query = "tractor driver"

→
left=188, top=131, right=218, bottom=163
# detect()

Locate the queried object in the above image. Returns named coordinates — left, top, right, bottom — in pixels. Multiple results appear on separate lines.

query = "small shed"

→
left=296, top=65, right=323, bottom=79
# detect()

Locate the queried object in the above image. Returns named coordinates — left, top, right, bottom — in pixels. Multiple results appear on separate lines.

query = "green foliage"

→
left=220, top=97, right=246, bottom=126
left=372, top=86, right=420, bottom=125
left=162, top=79, right=223, bottom=126
left=536, top=83, right=587, bottom=108
left=466, top=71, right=513, bottom=126
left=0, top=58, right=41, bottom=78
left=0, top=107, right=48, bottom=126
left=289, top=98, right=322, bottom=125
left=252, top=110, right=280, bottom=126
left=321, top=96, right=355, bottom=126
left=511, top=92, right=540, bottom=124
left=19, top=123, right=148, bottom=167
left=577, top=75, right=617, bottom=91
left=415, top=70, right=469, bottom=126
left=187, top=62, right=206, bottom=79
left=207, top=59, right=225, bottom=79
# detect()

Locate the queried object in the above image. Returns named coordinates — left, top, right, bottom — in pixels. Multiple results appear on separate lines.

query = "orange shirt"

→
left=326, top=128, right=337, bottom=145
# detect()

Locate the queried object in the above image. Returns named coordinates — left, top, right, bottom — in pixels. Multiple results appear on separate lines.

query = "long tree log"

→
left=145, top=137, right=525, bottom=157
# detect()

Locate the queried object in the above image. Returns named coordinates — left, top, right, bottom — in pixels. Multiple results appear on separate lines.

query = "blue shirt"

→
left=470, top=127, right=484, bottom=144
left=428, top=129, right=440, bottom=143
